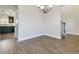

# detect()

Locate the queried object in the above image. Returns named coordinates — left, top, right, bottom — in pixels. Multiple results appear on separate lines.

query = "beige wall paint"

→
left=62, top=5, right=79, bottom=34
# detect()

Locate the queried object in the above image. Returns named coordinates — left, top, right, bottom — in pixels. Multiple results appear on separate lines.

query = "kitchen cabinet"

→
left=0, top=26, right=15, bottom=34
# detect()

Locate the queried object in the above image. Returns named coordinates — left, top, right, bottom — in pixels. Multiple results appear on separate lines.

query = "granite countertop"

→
left=0, top=24, right=16, bottom=27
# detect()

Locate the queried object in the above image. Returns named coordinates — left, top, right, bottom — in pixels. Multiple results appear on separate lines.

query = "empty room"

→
left=0, top=5, right=79, bottom=54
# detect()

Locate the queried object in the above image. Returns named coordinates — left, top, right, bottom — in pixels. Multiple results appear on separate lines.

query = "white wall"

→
left=45, top=6, right=61, bottom=39
left=18, top=5, right=61, bottom=41
left=62, top=6, right=79, bottom=35
left=18, top=5, right=45, bottom=41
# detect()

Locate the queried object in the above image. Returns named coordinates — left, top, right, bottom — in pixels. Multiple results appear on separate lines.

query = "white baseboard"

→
left=66, top=32, right=79, bottom=36
left=18, top=34, right=61, bottom=41
left=45, top=34, right=61, bottom=39
left=18, top=34, right=45, bottom=41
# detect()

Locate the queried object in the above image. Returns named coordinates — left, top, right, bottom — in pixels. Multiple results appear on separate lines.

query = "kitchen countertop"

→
left=0, top=24, right=16, bottom=27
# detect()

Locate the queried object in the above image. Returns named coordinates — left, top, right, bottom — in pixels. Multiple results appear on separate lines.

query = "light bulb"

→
left=40, top=6, right=44, bottom=9
left=49, top=5, right=53, bottom=8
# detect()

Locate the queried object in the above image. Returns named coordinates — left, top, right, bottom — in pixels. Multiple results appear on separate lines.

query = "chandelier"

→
left=37, top=5, right=53, bottom=14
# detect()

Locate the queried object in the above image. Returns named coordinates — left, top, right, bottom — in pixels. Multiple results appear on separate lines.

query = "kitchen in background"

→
left=0, top=5, right=18, bottom=40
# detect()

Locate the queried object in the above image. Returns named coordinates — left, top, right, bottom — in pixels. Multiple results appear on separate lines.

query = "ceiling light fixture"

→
left=37, top=5, right=53, bottom=14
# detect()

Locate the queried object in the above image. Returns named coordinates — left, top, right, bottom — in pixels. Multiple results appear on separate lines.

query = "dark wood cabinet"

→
left=0, top=26, right=15, bottom=34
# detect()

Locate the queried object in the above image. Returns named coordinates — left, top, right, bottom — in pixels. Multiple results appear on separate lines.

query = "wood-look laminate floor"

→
left=0, top=34, right=79, bottom=54
left=0, top=33, right=15, bottom=40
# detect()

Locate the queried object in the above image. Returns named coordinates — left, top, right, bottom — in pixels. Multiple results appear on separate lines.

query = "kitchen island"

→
left=0, top=24, right=15, bottom=34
